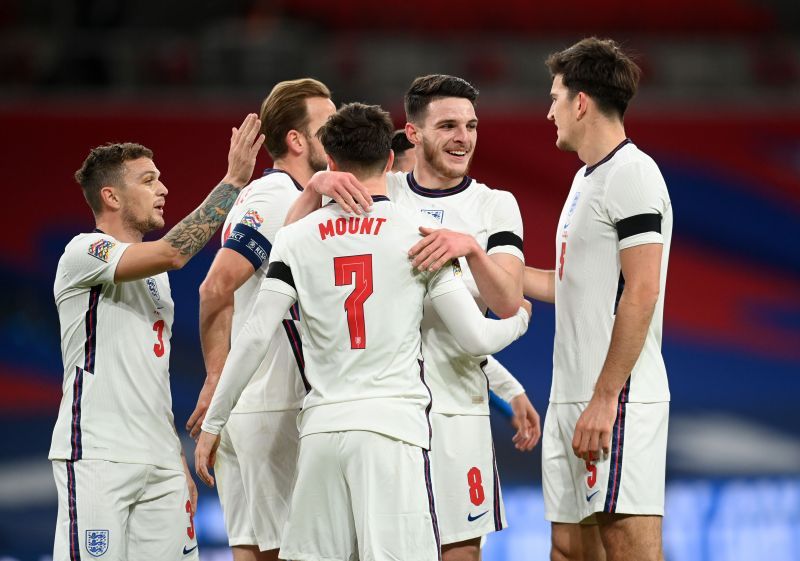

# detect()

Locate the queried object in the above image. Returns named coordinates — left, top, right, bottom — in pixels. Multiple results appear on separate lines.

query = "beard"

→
left=122, top=205, right=164, bottom=235
left=306, top=137, right=328, bottom=172
left=421, top=137, right=472, bottom=180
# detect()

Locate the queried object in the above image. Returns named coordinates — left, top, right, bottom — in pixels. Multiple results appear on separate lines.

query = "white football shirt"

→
left=386, top=171, right=525, bottom=415
left=49, top=231, right=182, bottom=470
left=203, top=196, right=529, bottom=449
left=220, top=168, right=308, bottom=412
left=551, top=140, right=672, bottom=403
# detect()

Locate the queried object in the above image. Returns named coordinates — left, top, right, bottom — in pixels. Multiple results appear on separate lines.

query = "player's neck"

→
left=359, top=175, right=387, bottom=198
left=576, top=119, right=627, bottom=168
left=411, top=161, right=465, bottom=190
left=273, top=157, right=314, bottom=188
left=94, top=216, right=144, bottom=243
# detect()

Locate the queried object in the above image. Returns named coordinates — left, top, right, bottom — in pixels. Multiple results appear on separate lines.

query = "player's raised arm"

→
left=410, top=191, right=525, bottom=318
left=523, top=266, right=555, bottom=304
left=283, top=170, right=372, bottom=225
left=114, top=114, right=264, bottom=282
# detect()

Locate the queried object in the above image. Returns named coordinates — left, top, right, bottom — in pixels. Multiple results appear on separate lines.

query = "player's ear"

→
left=99, top=186, right=122, bottom=211
left=326, top=154, right=338, bottom=172
left=286, top=129, right=303, bottom=156
left=405, top=122, right=421, bottom=146
left=576, top=92, right=589, bottom=121
left=384, top=150, right=395, bottom=174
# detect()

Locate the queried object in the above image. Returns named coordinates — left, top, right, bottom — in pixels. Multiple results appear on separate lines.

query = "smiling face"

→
left=547, top=74, right=580, bottom=153
left=411, top=97, right=477, bottom=182
left=117, top=157, right=168, bottom=234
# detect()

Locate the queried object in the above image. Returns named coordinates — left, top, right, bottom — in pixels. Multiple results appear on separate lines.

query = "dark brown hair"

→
left=545, top=37, right=641, bottom=119
left=317, top=102, right=393, bottom=177
left=391, top=129, right=414, bottom=154
left=404, top=74, right=478, bottom=123
left=74, top=142, right=153, bottom=214
left=259, top=78, right=331, bottom=159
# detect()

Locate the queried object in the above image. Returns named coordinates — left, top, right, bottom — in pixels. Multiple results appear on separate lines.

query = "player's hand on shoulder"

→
left=194, top=430, right=221, bottom=488
left=223, top=113, right=265, bottom=189
left=409, top=227, right=479, bottom=272
left=308, top=171, right=372, bottom=214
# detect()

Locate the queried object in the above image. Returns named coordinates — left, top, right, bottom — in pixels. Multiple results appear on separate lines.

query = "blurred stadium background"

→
left=1, top=1, right=799, bottom=559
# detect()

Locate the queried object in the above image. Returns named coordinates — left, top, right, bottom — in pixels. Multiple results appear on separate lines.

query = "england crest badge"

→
left=86, top=529, right=109, bottom=557
left=421, top=209, right=444, bottom=223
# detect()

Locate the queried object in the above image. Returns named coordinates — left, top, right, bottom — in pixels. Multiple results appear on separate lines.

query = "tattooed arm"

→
left=114, top=114, right=265, bottom=282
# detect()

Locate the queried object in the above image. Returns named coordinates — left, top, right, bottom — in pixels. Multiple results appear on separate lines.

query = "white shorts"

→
left=215, top=410, right=299, bottom=551
left=52, top=459, right=199, bottom=561
left=542, top=401, right=669, bottom=523
left=279, top=431, right=440, bottom=561
left=429, top=413, right=506, bottom=544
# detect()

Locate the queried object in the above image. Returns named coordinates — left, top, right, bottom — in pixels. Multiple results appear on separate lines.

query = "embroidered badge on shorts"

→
left=240, top=209, right=264, bottom=230
left=88, top=239, right=115, bottom=262
left=86, top=529, right=109, bottom=557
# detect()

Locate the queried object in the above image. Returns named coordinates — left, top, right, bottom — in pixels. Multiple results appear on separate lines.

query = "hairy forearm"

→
left=594, top=288, right=658, bottom=399
left=524, top=267, right=555, bottom=304
left=284, top=185, right=322, bottom=226
left=466, top=250, right=523, bottom=319
left=164, top=181, right=239, bottom=263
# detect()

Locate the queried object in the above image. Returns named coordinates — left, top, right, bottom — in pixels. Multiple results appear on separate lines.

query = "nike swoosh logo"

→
left=183, top=545, right=198, bottom=555
left=586, top=490, right=600, bottom=502
left=467, top=510, right=489, bottom=522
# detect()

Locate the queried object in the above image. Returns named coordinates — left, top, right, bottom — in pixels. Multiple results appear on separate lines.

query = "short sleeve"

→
left=60, top=233, right=131, bottom=288
left=427, top=258, right=467, bottom=299
left=486, top=190, right=524, bottom=262
left=604, top=162, right=670, bottom=251
left=222, top=181, right=297, bottom=270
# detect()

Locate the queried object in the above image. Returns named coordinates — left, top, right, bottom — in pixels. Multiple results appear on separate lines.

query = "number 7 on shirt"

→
left=334, top=254, right=373, bottom=350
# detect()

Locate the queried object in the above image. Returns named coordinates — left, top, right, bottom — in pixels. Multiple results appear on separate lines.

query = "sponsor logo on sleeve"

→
left=86, top=529, right=109, bottom=557
left=87, top=240, right=115, bottom=262
left=421, top=209, right=444, bottom=223
left=240, top=209, right=264, bottom=230
left=451, top=259, right=462, bottom=276
left=183, top=544, right=198, bottom=555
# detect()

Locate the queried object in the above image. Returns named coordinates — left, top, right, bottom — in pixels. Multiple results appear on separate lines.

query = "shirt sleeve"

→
left=483, top=355, right=525, bottom=402
left=430, top=276, right=529, bottom=356
left=260, top=229, right=299, bottom=300
left=222, top=185, right=294, bottom=271
left=603, top=161, right=670, bottom=251
left=60, top=233, right=131, bottom=287
left=486, top=190, right=524, bottom=262
left=202, top=287, right=296, bottom=434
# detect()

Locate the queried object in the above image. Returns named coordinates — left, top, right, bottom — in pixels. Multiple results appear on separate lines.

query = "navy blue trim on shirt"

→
left=407, top=172, right=472, bottom=197
left=223, top=223, right=272, bottom=271
left=486, top=231, right=523, bottom=253
left=371, top=195, right=390, bottom=203
left=263, top=168, right=303, bottom=191
left=584, top=138, right=632, bottom=176
left=616, top=213, right=662, bottom=241
left=266, top=261, right=295, bottom=289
